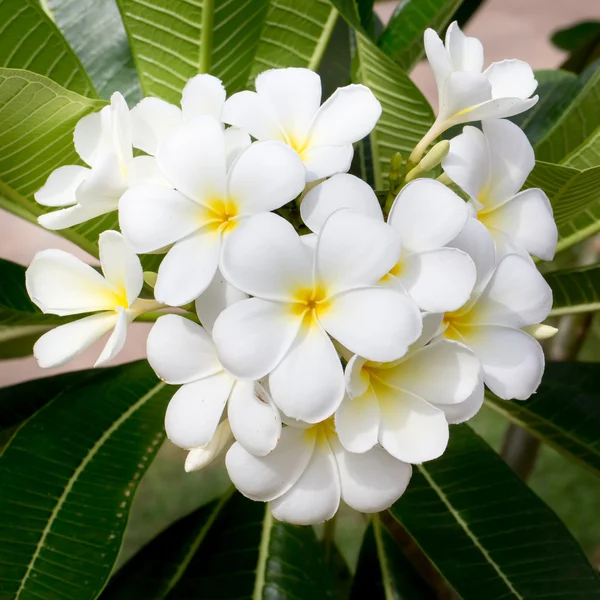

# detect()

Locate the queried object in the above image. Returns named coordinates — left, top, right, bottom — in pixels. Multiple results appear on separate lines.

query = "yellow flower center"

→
left=203, top=198, right=239, bottom=234
left=380, top=259, right=404, bottom=283
left=304, top=417, right=336, bottom=448
left=290, top=284, right=331, bottom=324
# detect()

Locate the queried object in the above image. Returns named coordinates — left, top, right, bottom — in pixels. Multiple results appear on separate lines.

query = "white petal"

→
left=213, top=298, right=302, bottom=380
left=227, top=141, right=305, bottom=214
left=269, top=320, right=344, bottom=423
left=255, top=67, right=322, bottom=143
left=181, top=74, right=226, bottom=121
left=194, top=271, right=248, bottom=334
left=226, top=426, right=315, bottom=501
left=146, top=314, right=222, bottom=384
left=321, top=287, right=422, bottom=362
left=379, top=389, right=449, bottom=464
left=333, top=438, right=412, bottom=513
left=442, top=125, right=489, bottom=202
left=424, top=28, right=452, bottom=91
left=335, top=389, right=379, bottom=453
left=469, top=254, right=552, bottom=328
left=222, top=90, right=284, bottom=141
left=440, top=376, right=484, bottom=424
left=383, top=338, right=480, bottom=405
left=410, top=312, right=445, bottom=350
left=33, top=312, right=118, bottom=368
left=74, top=107, right=110, bottom=166
left=448, top=218, right=496, bottom=292
left=75, top=152, right=127, bottom=208
left=95, top=307, right=130, bottom=366
left=456, top=96, right=538, bottom=123
left=482, top=188, right=557, bottom=260
left=308, top=84, right=382, bottom=147
left=118, top=185, right=200, bottom=254
left=224, top=127, right=252, bottom=169
left=481, top=119, right=534, bottom=206
left=445, top=21, right=484, bottom=72
left=228, top=381, right=281, bottom=456
left=130, top=97, right=182, bottom=155
left=35, top=165, right=90, bottom=207
left=344, top=354, right=370, bottom=397
left=484, top=59, right=537, bottom=100
left=38, top=202, right=114, bottom=231
left=109, top=92, right=133, bottom=165
left=157, top=115, right=227, bottom=202
left=388, top=179, right=468, bottom=252
left=271, top=441, right=340, bottom=525
left=316, top=210, right=402, bottom=293
left=300, top=174, right=382, bottom=234
left=460, top=325, right=544, bottom=400
left=126, top=155, right=171, bottom=188
left=164, top=372, right=233, bottom=449
left=154, top=230, right=221, bottom=306
left=220, top=212, right=312, bottom=301
left=301, top=144, right=354, bottom=181
left=439, top=71, right=491, bottom=122
left=26, top=249, right=119, bottom=315
left=98, top=230, right=143, bottom=306
left=400, top=248, right=476, bottom=312
left=185, top=419, right=232, bottom=472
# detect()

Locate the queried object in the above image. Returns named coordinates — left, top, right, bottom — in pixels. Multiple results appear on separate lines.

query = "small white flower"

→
left=212, top=209, right=422, bottom=423
left=25, top=231, right=155, bottom=368
left=338, top=314, right=482, bottom=464
left=226, top=418, right=412, bottom=525
left=443, top=119, right=558, bottom=260
left=423, top=22, right=537, bottom=140
left=119, top=114, right=306, bottom=307
left=301, top=174, right=476, bottom=313
left=443, top=223, right=552, bottom=400
left=130, top=74, right=250, bottom=163
left=147, top=314, right=281, bottom=457
left=222, top=67, right=382, bottom=181
left=35, top=93, right=168, bottom=230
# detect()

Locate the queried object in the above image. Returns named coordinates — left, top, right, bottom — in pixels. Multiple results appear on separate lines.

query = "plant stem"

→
left=199, top=0, right=215, bottom=74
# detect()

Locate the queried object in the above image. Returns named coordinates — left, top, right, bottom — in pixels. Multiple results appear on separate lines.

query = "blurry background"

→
left=2, top=0, right=599, bottom=573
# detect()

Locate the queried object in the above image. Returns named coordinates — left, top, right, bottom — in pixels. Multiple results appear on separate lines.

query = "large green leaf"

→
left=0, top=0, right=96, bottom=96
left=0, top=68, right=109, bottom=258
left=351, top=516, right=436, bottom=599
left=524, top=161, right=600, bottom=253
left=546, top=263, right=600, bottom=316
left=47, top=0, right=142, bottom=103
left=562, top=123, right=600, bottom=169
left=0, top=258, right=66, bottom=359
left=117, top=0, right=274, bottom=102
left=0, top=361, right=170, bottom=600
left=535, top=64, right=600, bottom=163
left=389, top=425, right=600, bottom=599
left=377, top=0, right=462, bottom=71
left=486, top=362, right=600, bottom=478
left=102, top=492, right=336, bottom=599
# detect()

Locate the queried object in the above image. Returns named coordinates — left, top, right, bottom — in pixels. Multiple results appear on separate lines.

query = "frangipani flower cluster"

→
left=26, top=23, right=557, bottom=525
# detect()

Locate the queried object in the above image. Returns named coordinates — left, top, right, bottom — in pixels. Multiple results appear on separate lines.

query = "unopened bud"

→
left=419, top=140, right=450, bottom=173
left=184, top=419, right=232, bottom=472
left=143, top=271, right=158, bottom=288
left=522, top=324, right=558, bottom=341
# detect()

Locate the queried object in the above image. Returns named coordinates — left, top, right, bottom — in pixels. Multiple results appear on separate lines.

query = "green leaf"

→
left=389, top=425, right=600, bottom=599
left=248, top=0, right=338, bottom=79
left=524, top=161, right=600, bottom=254
left=552, top=21, right=600, bottom=52
left=377, top=0, right=461, bottom=71
left=351, top=516, right=436, bottom=600
left=0, top=68, right=109, bottom=258
left=101, top=492, right=336, bottom=599
left=0, top=0, right=96, bottom=96
left=0, top=361, right=170, bottom=600
left=47, top=0, right=142, bottom=103
left=117, top=0, right=274, bottom=102
left=486, top=362, right=600, bottom=478
left=546, top=263, right=600, bottom=316
left=534, top=63, right=600, bottom=163
left=562, top=123, right=600, bottom=169
left=0, top=258, right=67, bottom=359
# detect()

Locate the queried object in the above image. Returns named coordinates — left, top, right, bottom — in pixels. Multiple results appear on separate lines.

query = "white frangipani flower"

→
left=442, top=119, right=557, bottom=260
left=129, top=74, right=250, bottom=162
left=226, top=418, right=412, bottom=525
left=414, top=22, right=538, bottom=158
left=338, top=314, right=482, bottom=464
left=119, top=114, right=306, bottom=307
left=222, top=68, right=382, bottom=181
left=301, top=174, right=476, bottom=313
left=35, top=93, right=168, bottom=230
left=212, top=209, right=422, bottom=423
left=25, top=231, right=157, bottom=368
left=443, top=223, right=552, bottom=400
left=147, top=314, right=281, bottom=458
